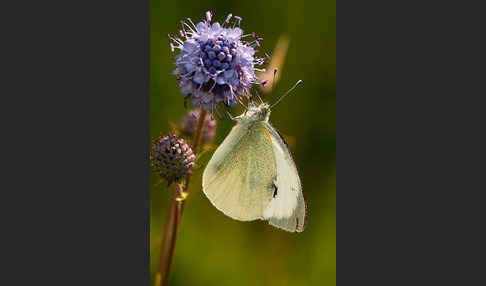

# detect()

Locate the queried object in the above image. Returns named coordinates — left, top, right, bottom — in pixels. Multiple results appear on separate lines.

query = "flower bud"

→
left=150, top=134, right=195, bottom=185
left=181, top=109, right=217, bottom=144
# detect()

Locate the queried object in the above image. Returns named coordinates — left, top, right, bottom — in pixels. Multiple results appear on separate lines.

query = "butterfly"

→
left=202, top=85, right=306, bottom=232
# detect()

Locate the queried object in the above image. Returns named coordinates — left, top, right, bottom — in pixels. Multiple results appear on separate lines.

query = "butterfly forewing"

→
left=203, top=121, right=277, bottom=221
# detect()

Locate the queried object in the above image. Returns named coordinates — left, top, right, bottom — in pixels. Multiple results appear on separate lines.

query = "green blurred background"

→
left=151, top=0, right=335, bottom=285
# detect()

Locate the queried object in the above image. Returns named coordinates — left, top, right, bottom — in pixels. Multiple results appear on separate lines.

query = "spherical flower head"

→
left=181, top=109, right=217, bottom=143
left=169, top=11, right=267, bottom=110
left=150, top=134, right=195, bottom=185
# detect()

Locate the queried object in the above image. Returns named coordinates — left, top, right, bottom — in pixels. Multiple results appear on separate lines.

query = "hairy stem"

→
left=157, top=107, right=207, bottom=286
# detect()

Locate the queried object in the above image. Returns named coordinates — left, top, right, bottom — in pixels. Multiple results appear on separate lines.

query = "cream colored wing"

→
left=262, top=122, right=306, bottom=232
left=203, top=121, right=277, bottom=221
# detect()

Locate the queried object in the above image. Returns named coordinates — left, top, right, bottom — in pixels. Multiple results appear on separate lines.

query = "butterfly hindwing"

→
left=203, top=121, right=277, bottom=221
left=262, top=122, right=306, bottom=232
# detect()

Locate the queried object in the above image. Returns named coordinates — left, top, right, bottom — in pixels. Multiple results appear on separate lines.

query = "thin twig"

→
left=162, top=184, right=182, bottom=286
left=155, top=185, right=177, bottom=286
left=157, top=107, right=207, bottom=286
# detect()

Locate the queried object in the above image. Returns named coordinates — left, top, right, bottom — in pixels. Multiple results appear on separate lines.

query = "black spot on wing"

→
left=272, top=182, right=278, bottom=198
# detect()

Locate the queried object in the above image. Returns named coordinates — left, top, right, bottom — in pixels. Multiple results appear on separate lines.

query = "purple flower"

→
left=181, top=109, right=217, bottom=143
left=150, top=134, right=195, bottom=185
left=169, top=11, right=267, bottom=110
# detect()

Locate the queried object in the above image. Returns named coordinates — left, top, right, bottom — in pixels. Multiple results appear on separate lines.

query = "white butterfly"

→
left=202, top=95, right=306, bottom=232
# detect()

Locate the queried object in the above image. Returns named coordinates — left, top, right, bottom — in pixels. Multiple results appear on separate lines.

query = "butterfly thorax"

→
left=238, top=103, right=271, bottom=123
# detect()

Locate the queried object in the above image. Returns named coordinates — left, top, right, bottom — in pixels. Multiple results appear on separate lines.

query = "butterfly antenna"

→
left=270, top=80, right=303, bottom=109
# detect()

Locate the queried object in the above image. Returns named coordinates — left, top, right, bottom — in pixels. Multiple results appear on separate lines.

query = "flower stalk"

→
left=156, top=107, right=208, bottom=286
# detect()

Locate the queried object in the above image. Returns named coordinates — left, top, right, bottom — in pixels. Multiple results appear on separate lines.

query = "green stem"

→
left=157, top=107, right=207, bottom=286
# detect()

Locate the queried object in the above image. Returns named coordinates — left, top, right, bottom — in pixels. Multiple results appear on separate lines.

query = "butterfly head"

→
left=233, top=80, right=303, bottom=123
left=240, top=102, right=271, bottom=123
